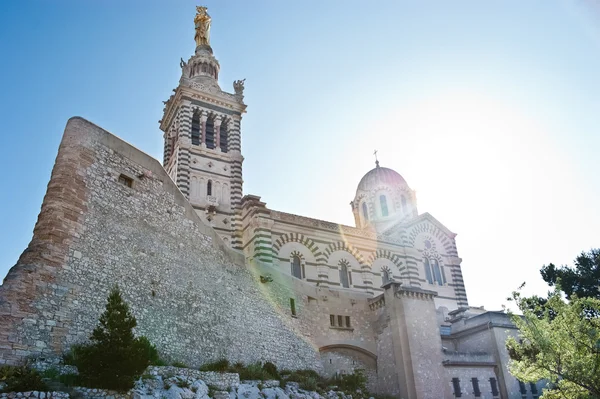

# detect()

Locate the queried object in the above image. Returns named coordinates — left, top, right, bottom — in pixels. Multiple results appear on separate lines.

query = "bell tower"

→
left=159, top=6, right=247, bottom=249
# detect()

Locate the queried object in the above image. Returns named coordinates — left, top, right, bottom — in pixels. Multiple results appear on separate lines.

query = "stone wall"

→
left=442, top=366, right=498, bottom=399
left=320, top=347, right=377, bottom=393
left=0, top=117, right=321, bottom=371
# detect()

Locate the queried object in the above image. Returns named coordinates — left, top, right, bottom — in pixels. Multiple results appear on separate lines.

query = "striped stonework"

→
left=451, top=265, right=469, bottom=307
left=253, top=226, right=273, bottom=263
left=406, top=222, right=458, bottom=256
left=175, top=104, right=193, bottom=197
left=367, top=249, right=403, bottom=270
left=272, top=232, right=325, bottom=263
left=323, top=241, right=366, bottom=266
left=229, top=116, right=243, bottom=250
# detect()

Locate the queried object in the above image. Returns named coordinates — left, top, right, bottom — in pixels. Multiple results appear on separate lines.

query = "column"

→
left=200, top=111, right=207, bottom=147
left=214, top=115, right=222, bottom=151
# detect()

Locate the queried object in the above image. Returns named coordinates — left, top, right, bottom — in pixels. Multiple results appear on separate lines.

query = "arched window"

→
left=380, top=195, right=389, bottom=217
left=401, top=195, right=407, bottom=213
left=291, top=255, right=302, bottom=279
left=423, top=258, right=433, bottom=284
left=205, top=117, right=215, bottom=149
left=339, top=260, right=352, bottom=288
left=191, top=112, right=201, bottom=145
left=362, top=202, right=369, bottom=221
left=207, top=180, right=212, bottom=196
left=431, top=259, right=445, bottom=286
left=219, top=123, right=228, bottom=153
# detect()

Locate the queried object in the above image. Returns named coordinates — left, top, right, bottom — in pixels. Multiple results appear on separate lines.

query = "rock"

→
left=165, top=385, right=195, bottom=399
left=191, top=380, right=208, bottom=399
left=236, top=384, right=260, bottom=399
left=262, top=381, right=280, bottom=389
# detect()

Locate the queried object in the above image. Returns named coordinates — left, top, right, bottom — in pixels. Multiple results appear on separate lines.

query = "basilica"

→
left=0, top=7, right=541, bottom=399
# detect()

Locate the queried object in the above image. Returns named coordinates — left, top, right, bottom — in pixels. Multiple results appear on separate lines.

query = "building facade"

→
left=0, top=7, right=544, bottom=399
left=159, top=8, right=540, bottom=399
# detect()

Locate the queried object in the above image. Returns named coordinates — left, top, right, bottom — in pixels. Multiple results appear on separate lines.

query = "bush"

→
left=58, top=373, right=80, bottom=387
left=238, top=362, right=271, bottom=381
left=337, top=369, right=367, bottom=393
left=41, top=367, right=60, bottom=380
left=199, top=359, right=230, bottom=372
left=70, top=286, right=157, bottom=391
left=0, top=366, right=48, bottom=393
left=262, top=362, right=279, bottom=379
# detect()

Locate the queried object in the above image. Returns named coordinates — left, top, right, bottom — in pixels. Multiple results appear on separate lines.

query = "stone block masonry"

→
left=0, top=117, right=321, bottom=371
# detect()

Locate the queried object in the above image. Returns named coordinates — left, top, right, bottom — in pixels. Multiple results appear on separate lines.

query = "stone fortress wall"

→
left=0, top=117, right=320, bottom=371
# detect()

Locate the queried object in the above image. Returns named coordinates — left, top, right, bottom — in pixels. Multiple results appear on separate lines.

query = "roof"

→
left=356, top=164, right=407, bottom=193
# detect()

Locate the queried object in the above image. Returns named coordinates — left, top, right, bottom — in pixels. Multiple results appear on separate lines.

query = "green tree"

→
left=541, top=249, right=600, bottom=300
left=506, top=288, right=600, bottom=399
left=73, top=286, right=156, bottom=390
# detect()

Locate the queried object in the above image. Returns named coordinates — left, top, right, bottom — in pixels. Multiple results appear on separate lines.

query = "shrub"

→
left=71, top=286, right=157, bottom=391
left=199, top=359, right=230, bottom=372
left=41, top=367, right=60, bottom=380
left=0, top=366, right=48, bottom=393
left=337, top=369, right=367, bottom=393
left=58, top=373, right=80, bottom=387
left=262, top=362, right=279, bottom=379
left=238, top=362, right=271, bottom=381
left=176, top=378, right=190, bottom=388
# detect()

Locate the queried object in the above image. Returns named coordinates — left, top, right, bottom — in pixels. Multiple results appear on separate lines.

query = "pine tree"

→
left=74, top=286, right=155, bottom=390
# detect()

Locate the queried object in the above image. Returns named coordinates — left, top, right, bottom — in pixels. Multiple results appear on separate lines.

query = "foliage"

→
left=237, top=362, right=272, bottom=381
left=199, top=359, right=230, bottom=372
left=58, top=373, right=80, bottom=387
left=171, top=361, right=188, bottom=368
left=337, top=369, right=368, bottom=393
left=282, top=369, right=324, bottom=391
left=0, top=366, right=48, bottom=393
left=41, top=367, right=60, bottom=380
left=71, top=286, right=157, bottom=391
left=137, top=336, right=164, bottom=366
left=175, top=378, right=190, bottom=388
left=262, top=361, right=279, bottom=379
left=506, top=288, right=600, bottom=399
left=540, top=249, right=600, bottom=300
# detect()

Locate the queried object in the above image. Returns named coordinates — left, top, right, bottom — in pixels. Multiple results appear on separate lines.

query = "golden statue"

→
left=194, top=6, right=211, bottom=47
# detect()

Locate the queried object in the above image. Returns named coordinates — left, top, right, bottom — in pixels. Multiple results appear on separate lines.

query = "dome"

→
left=356, top=164, right=407, bottom=193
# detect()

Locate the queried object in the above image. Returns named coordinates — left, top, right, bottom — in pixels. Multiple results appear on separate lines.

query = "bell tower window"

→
left=219, top=123, right=228, bottom=153
left=191, top=112, right=201, bottom=146
left=207, top=180, right=212, bottom=196
left=361, top=202, right=369, bottom=221
left=380, top=195, right=389, bottom=217
left=205, top=117, right=215, bottom=149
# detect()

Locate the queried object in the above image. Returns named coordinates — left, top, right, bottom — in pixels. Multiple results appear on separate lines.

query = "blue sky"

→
left=1, top=1, right=599, bottom=310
